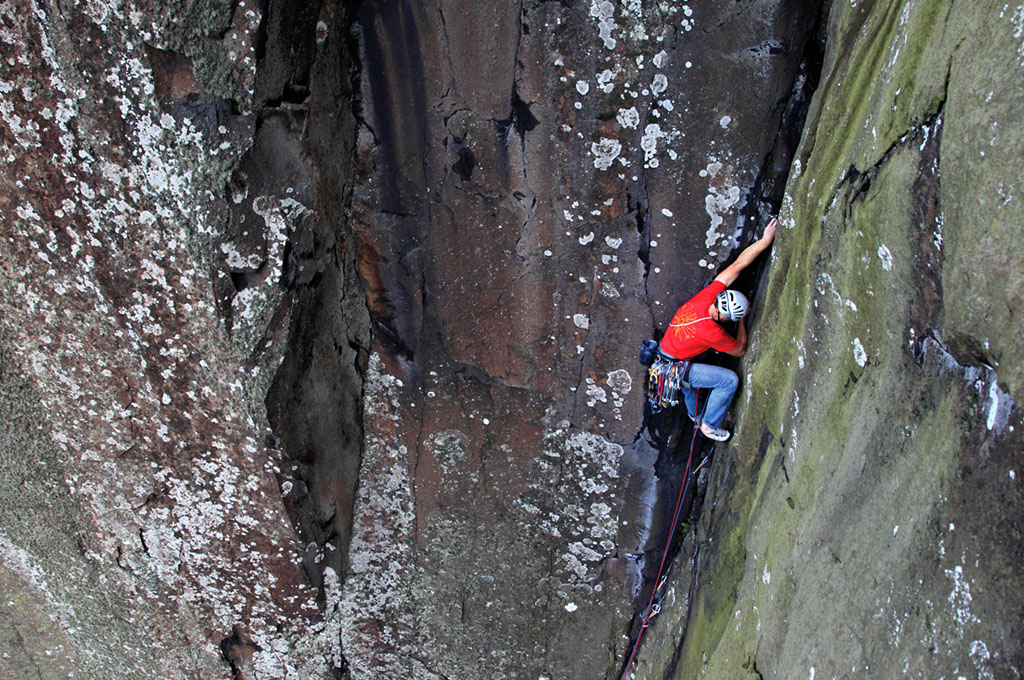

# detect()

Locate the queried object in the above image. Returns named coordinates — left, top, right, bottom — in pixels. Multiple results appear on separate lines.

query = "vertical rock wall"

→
left=340, top=1, right=819, bottom=678
left=19, top=1, right=1013, bottom=679
left=647, top=1, right=1024, bottom=679
left=0, top=0, right=360, bottom=677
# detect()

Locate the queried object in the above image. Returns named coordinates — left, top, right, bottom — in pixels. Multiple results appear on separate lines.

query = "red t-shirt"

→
left=659, top=280, right=738, bottom=360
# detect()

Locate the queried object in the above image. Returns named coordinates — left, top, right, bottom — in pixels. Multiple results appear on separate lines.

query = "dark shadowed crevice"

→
left=731, top=0, right=826, bottom=325
left=741, top=0, right=826, bottom=233
left=255, top=0, right=371, bottom=623
left=617, top=2, right=829, bottom=675
left=451, top=143, right=476, bottom=181
left=630, top=193, right=652, bottom=298
left=511, top=87, right=539, bottom=137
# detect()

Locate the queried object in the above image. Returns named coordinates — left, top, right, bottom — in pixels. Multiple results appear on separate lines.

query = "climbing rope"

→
left=620, top=392, right=706, bottom=680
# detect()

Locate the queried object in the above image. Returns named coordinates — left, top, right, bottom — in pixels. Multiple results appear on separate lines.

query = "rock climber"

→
left=657, top=217, right=777, bottom=441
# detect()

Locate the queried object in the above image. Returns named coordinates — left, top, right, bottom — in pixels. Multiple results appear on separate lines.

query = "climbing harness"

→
left=620, top=398, right=709, bottom=680
left=647, top=356, right=693, bottom=413
left=647, top=315, right=710, bottom=412
left=644, top=313, right=713, bottom=416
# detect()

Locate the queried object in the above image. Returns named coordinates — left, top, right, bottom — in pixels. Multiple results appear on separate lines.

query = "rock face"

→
left=337, top=1, right=819, bottom=678
left=635, top=1, right=1024, bottom=679
left=0, top=0, right=358, bottom=677
left=2, top=1, right=1020, bottom=680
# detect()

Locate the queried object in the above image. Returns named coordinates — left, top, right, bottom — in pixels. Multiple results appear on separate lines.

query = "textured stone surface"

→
left=0, top=1, right=351, bottom=677
left=643, top=1, right=1024, bottom=679
left=9, top=1, right=1018, bottom=679
left=340, top=1, right=819, bottom=678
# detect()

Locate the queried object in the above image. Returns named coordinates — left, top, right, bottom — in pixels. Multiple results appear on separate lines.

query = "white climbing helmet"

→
left=716, top=289, right=749, bottom=321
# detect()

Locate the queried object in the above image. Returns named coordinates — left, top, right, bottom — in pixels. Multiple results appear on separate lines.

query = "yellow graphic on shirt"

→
left=668, top=306, right=711, bottom=343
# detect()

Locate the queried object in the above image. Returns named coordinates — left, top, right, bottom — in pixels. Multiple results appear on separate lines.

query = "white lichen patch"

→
left=558, top=432, right=623, bottom=580
left=226, top=196, right=306, bottom=350
left=816, top=272, right=857, bottom=313
left=514, top=424, right=625, bottom=590
left=591, top=137, right=622, bottom=170
left=701, top=158, right=743, bottom=250
left=585, top=377, right=608, bottom=407
left=599, top=280, right=620, bottom=298
left=651, top=73, right=668, bottom=96
left=607, top=369, right=632, bottom=394
left=679, top=3, right=695, bottom=31
left=582, top=370, right=631, bottom=421
left=852, top=338, right=868, bottom=367
left=616, top=106, right=640, bottom=130
left=590, top=0, right=618, bottom=50
left=641, top=123, right=667, bottom=168
left=877, top=244, right=893, bottom=270
left=597, top=68, right=616, bottom=93
left=427, top=429, right=470, bottom=478
left=944, top=563, right=980, bottom=635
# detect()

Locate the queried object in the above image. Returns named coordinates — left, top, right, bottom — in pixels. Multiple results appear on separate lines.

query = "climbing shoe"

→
left=700, top=424, right=731, bottom=441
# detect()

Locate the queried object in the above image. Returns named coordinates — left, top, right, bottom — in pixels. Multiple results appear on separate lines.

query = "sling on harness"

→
left=647, top=355, right=693, bottom=413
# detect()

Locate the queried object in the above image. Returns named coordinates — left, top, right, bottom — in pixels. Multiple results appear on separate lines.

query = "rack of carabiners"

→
left=647, top=355, right=688, bottom=413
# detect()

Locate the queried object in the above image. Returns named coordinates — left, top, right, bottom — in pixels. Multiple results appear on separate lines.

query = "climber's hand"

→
left=761, top=217, right=777, bottom=247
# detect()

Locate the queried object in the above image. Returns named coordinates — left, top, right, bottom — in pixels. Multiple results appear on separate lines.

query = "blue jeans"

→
left=683, top=363, right=738, bottom=428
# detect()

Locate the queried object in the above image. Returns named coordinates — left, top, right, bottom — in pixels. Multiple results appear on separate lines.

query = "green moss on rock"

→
left=653, top=1, right=1024, bottom=678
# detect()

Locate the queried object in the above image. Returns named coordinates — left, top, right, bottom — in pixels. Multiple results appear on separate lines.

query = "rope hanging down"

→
left=619, top=393, right=707, bottom=680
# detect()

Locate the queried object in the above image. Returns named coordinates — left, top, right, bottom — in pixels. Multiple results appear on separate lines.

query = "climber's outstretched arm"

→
left=714, top=217, right=777, bottom=288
